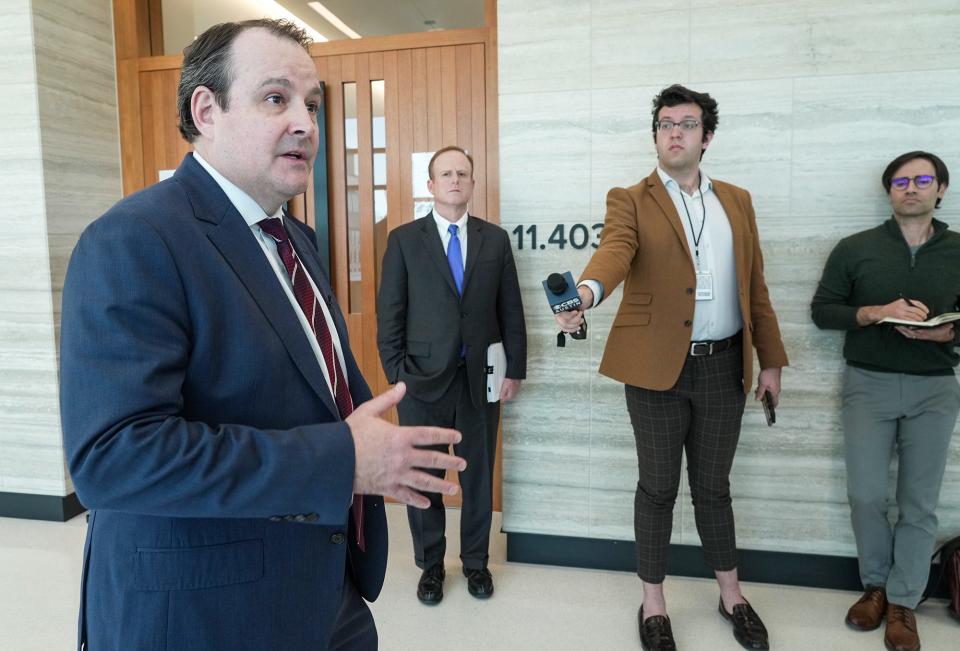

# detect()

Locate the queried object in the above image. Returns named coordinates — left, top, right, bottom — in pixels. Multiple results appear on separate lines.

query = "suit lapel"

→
left=420, top=212, right=460, bottom=298
left=712, top=182, right=748, bottom=285
left=646, top=171, right=694, bottom=263
left=175, top=156, right=338, bottom=416
left=461, top=215, right=484, bottom=296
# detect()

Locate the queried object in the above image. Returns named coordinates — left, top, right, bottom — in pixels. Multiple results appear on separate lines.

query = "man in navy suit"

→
left=59, top=19, right=465, bottom=651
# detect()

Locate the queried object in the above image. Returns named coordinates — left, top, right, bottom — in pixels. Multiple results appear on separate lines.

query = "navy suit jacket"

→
left=60, top=154, right=387, bottom=651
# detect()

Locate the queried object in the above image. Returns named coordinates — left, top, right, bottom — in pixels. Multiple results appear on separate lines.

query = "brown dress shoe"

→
left=846, top=586, right=887, bottom=630
left=884, top=604, right=920, bottom=651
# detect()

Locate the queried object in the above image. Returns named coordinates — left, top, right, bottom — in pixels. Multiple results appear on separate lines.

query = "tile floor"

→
left=1, top=505, right=956, bottom=650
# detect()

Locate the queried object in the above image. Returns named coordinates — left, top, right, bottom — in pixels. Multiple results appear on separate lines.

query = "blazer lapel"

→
left=420, top=212, right=460, bottom=297
left=646, top=170, right=694, bottom=264
left=461, top=215, right=484, bottom=296
left=712, top=182, right=748, bottom=285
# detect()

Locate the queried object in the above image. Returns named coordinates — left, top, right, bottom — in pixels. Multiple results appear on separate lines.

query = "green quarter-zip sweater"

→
left=811, top=217, right=960, bottom=375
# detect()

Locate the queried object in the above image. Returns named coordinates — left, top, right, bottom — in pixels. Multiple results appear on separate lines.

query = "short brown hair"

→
left=177, top=19, right=312, bottom=142
left=428, top=146, right=474, bottom=179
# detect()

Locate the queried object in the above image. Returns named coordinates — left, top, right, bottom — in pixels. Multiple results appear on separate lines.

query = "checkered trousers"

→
left=625, top=342, right=747, bottom=583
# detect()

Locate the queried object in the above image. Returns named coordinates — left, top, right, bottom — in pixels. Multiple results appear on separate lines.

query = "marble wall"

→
left=499, top=0, right=960, bottom=557
left=0, top=0, right=121, bottom=497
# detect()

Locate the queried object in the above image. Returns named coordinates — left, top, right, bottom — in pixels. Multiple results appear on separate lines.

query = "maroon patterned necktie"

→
left=258, top=217, right=364, bottom=550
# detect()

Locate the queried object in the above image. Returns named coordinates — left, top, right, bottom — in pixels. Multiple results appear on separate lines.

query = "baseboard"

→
left=0, top=491, right=85, bottom=522
left=506, top=532, right=950, bottom=599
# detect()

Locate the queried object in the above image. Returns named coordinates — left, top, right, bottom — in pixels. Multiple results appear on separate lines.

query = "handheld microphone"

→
left=543, top=271, right=587, bottom=345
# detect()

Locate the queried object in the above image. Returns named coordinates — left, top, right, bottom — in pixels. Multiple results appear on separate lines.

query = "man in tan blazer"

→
left=556, top=84, right=788, bottom=651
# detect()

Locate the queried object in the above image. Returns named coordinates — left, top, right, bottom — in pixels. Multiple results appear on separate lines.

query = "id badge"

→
left=695, top=272, right=714, bottom=301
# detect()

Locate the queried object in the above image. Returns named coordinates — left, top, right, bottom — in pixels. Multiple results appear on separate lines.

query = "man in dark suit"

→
left=59, top=19, right=465, bottom=651
left=377, top=146, right=527, bottom=603
left=555, top=85, right=788, bottom=651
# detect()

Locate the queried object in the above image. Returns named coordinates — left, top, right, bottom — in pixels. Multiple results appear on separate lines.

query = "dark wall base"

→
left=0, top=491, right=85, bottom=522
left=506, top=532, right=950, bottom=599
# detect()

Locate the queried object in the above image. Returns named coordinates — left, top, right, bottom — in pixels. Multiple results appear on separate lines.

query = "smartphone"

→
left=761, top=391, right=776, bottom=426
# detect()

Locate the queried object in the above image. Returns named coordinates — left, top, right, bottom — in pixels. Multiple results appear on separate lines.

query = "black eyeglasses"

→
left=890, top=175, right=936, bottom=190
left=655, top=120, right=700, bottom=132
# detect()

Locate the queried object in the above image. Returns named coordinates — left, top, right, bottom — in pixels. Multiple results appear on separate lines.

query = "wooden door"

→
left=316, top=37, right=497, bottom=509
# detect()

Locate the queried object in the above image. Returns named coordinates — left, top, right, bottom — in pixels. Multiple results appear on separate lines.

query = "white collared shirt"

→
left=432, top=210, right=469, bottom=268
left=656, top=166, right=742, bottom=341
left=192, top=152, right=348, bottom=403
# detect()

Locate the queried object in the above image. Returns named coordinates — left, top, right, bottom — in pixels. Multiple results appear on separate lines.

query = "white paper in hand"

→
left=486, top=342, right=507, bottom=403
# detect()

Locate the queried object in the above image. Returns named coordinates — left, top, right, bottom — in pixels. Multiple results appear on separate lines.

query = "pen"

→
left=900, top=293, right=917, bottom=308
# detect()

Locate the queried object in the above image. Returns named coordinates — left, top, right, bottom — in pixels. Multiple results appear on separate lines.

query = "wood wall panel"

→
left=116, top=58, right=144, bottom=195
left=396, top=50, right=414, bottom=224
left=440, top=46, right=458, bottom=146
left=410, top=50, right=428, bottom=155
left=138, top=69, right=188, bottom=187
left=426, top=49, right=443, bottom=150
left=470, top=44, right=488, bottom=219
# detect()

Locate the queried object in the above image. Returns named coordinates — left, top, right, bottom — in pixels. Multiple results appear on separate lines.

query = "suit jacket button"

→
left=269, top=516, right=282, bottom=522
left=684, top=320, right=692, bottom=327
left=686, top=287, right=694, bottom=294
left=294, top=514, right=307, bottom=522
left=330, top=533, right=345, bottom=544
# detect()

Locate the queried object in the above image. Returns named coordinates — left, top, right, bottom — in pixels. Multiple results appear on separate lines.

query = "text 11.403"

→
left=511, top=223, right=603, bottom=251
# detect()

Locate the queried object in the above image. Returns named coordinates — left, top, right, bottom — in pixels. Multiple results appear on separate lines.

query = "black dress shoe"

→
left=639, top=605, right=677, bottom=651
left=719, top=599, right=769, bottom=650
left=416, top=564, right=444, bottom=604
left=463, top=567, right=494, bottom=598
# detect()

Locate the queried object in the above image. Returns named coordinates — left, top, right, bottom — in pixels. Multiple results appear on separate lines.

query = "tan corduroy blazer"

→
left=582, top=170, right=788, bottom=393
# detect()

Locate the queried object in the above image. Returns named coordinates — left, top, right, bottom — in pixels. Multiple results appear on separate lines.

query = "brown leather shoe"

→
left=638, top=605, right=677, bottom=651
left=846, top=586, right=887, bottom=630
left=884, top=604, right=920, bottom=651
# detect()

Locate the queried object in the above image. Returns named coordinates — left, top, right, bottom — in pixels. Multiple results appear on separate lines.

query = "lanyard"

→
left=678, top=173, right=707, bottom=264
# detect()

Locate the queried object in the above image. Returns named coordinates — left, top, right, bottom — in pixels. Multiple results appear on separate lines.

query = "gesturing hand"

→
left=347, top=382, right=466, bottom=509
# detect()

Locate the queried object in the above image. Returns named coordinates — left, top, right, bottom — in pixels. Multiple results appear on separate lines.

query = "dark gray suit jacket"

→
left=376, top=213, right=526, bottom=408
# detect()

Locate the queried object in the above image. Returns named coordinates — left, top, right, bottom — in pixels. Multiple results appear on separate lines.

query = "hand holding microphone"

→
left=544, top=272, right=590, bottom=345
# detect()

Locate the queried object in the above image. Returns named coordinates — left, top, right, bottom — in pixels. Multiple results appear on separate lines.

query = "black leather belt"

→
left=688, top=331, right=742, bottom=357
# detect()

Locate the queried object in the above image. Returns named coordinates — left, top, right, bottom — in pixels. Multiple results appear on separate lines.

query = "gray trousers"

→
left=841, top=365, right=960, bottom=608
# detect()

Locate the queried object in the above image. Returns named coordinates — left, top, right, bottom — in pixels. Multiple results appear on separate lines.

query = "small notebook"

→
left=879, top=312, right=960, bottom=328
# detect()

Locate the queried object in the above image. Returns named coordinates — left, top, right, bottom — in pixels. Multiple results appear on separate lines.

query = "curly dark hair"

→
left=651, top=84, right=719, bottom=159
left=176, top=19, right=312, bottom=142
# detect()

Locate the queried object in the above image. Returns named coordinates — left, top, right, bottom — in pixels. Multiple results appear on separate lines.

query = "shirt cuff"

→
left=579, top=279, right=603, bottom=307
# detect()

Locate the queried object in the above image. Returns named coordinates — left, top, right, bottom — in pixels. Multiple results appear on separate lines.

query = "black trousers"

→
left=398, top=366, right=500, bottom=570
left=625, top=342, right=746, bottom=583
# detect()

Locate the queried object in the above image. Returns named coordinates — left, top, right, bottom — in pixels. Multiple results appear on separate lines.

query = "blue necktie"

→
left=447, top=224, right=464, bottom=295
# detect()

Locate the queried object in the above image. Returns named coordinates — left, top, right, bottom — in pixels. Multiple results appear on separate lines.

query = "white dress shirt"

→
left=193, top=152, right=348, bottom=402
left=432, top=210, right=469, bottom=267
left=656, top=167, right=742, bottom=341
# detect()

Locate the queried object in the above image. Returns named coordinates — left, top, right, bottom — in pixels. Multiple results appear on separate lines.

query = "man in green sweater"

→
left=811, top=151, right=959, bottom=651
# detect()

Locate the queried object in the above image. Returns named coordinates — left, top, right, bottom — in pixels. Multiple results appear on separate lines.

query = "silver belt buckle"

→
left=690, top=341, right=713, bottom=356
